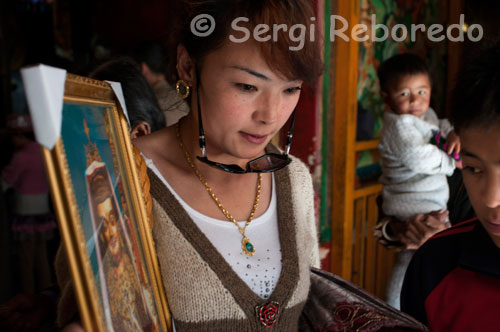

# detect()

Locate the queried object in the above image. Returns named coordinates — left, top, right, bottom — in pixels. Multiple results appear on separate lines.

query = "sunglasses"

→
left=194, top=68, right=296, bottom=174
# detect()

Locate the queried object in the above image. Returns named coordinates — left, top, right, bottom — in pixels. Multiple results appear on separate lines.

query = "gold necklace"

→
left=175, top=124, right=262, bottom=256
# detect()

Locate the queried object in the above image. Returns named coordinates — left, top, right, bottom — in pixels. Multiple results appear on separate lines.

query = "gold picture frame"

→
left=41, top=74, right=170, bottom=331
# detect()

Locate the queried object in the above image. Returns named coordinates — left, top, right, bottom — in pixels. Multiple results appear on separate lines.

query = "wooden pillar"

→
left=329, top=0, right=359, bottom=279
left=445, top=0, right=464, bottom=118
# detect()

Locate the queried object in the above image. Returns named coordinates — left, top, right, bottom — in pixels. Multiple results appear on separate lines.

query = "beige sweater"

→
left=148, top=153, right=320, bottom=331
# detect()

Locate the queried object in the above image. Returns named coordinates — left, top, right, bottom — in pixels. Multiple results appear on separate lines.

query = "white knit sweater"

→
left=378, top=108, right=455, bottom=220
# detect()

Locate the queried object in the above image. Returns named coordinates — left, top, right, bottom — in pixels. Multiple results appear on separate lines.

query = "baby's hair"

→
left=377, top=53, right=430, bottom=93
left=451, top=44, right=500, bottom=133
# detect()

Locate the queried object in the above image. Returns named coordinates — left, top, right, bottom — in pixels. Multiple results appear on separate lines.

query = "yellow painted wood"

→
left=352, top=197, right=366, bottom=285
left=354, top=184, right=383, bottom=199
left=364, top=194, right=378, bottom=293
left=445, top=0, right=465, bottom=118
left=330, top=0, right=360, bottom=280
left=328, top=0, right=397, bottom=299
left=355, top=139, right=379, bottom=152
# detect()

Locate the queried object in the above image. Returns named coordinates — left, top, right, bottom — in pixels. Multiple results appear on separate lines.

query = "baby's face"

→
left=385, top=73, right=431, bottom=118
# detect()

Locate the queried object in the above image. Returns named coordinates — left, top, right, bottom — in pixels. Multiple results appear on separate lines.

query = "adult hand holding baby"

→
left=400, top=210, right=450, bottom=250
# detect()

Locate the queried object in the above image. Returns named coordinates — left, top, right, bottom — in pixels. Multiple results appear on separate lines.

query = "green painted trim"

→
left=319, top=0, right=331, bottom=243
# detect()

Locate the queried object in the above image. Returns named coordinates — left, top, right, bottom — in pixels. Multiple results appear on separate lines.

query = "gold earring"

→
left=176, top=79, right=191, bottom=99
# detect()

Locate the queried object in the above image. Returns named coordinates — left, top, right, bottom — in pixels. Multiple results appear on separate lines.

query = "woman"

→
left=133, top=1, right=322, bottom=330
left=59, top=0, right=323, bottom=331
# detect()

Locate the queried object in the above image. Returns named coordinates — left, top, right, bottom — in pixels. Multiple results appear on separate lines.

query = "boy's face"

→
left=384, top=73, right=431, bottom=118
left=460, top=123, right=500, bottom=247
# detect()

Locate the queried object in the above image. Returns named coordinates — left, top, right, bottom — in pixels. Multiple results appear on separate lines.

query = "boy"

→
left=401, top=46, right=500, bottom=331
left=377, top=54, right=461, bottom=308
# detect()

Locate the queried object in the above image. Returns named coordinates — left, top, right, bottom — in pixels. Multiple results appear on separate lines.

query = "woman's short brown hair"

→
left=169, top=0, right=323, bottom=86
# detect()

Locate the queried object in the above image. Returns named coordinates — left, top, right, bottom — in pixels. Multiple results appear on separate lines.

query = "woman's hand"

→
left=398, top=210, right=450, bottom=250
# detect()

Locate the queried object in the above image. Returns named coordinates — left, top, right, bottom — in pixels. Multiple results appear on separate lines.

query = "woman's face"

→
left=181, top=40, right=303, bottom=164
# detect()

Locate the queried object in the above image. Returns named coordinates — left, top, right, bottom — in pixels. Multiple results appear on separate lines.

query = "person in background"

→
left=1, top=114, right=57, bottom=295
left=376, top=53, right=461, bottom=309
left=89, top=56, right=166, bottom=137
left=401, top=44, right=500, bottom=331
left=0, top=114, right=58, bottom=331
left=135, top=40, right=190, bottom=127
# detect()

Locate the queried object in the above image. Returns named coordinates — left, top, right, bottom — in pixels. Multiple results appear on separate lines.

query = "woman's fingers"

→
left=402, top=212, right=449, bottom=249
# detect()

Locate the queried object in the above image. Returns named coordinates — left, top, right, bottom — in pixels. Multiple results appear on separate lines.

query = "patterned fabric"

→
left=11, top=213, right=57, bottom=240
left=430, top=131, right=461, bottom=161
left=299, top=268, right=429, bottom=332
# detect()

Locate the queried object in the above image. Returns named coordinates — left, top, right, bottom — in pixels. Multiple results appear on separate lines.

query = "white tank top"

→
left=146, top=157, right=282, bottom=300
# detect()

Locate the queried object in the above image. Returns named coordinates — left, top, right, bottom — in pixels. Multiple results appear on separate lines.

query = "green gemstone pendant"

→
left=242, top=236, right=255, bottom=256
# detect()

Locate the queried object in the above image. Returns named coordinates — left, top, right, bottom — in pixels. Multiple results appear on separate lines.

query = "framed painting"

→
left=27, top=72, right=170, bottom=331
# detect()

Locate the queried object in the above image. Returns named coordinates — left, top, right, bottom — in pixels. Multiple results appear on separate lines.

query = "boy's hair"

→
left=377, top=53, right=430, bottom=92
left=451, top=45, right=500, bottom=133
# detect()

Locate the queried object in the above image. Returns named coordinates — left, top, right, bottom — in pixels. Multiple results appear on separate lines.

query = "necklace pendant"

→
left=242, top=236, right=255, bottom=256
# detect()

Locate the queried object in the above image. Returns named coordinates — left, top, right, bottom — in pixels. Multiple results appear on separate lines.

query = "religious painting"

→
left=39, top=74, right=170, bottom=331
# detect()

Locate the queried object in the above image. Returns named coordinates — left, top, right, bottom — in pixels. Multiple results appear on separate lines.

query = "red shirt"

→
left=401, top=219, right=500, bottom=331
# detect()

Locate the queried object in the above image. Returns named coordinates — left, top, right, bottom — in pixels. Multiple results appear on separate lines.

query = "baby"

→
left=377, top=53, right=460, bottom=308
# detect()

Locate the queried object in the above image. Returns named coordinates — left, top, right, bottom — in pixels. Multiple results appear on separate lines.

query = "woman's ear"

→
left=177, top=44, right=195, bottom=83
left=130, top=121, right=151, bottom=139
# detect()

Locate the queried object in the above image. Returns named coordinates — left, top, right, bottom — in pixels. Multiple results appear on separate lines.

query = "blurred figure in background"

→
left=90, top=56, right=166, bottom=137
left=1, top=114, right=57, bottom=296
left=135, top=40, right=190, bottom=126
